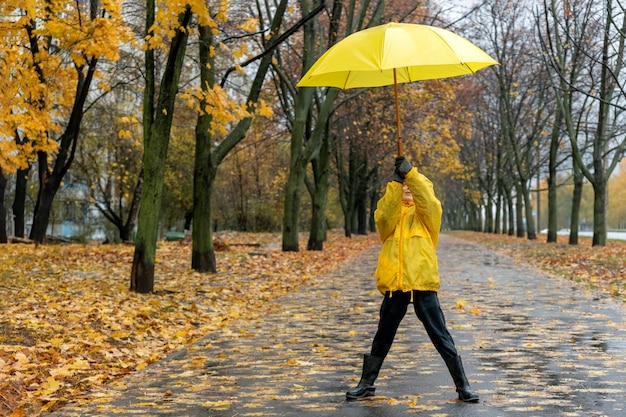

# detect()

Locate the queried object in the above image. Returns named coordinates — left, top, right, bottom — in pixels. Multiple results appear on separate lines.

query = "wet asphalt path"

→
left=48, top=234, right=626, bottom=416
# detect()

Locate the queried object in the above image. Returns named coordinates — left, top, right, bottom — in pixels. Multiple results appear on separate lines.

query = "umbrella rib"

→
left=461, top=62, right=475, bottom=74
left=343, top=71, right=351, bottom=90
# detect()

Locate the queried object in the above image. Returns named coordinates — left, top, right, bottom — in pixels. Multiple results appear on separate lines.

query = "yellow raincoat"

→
left=374, top=167, right=442, bottom=295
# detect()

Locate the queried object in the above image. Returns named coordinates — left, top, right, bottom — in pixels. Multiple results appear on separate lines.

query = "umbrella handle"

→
left=393, top=69, right=402, bottom=156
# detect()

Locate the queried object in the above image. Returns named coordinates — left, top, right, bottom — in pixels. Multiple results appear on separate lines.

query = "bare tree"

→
left=477, top=0, right=553, bottom=239
left=539, top=0, right=626, bottom=246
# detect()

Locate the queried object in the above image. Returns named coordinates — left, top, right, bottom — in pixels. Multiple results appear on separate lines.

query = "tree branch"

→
left=220, top=2, right=326, bottom=88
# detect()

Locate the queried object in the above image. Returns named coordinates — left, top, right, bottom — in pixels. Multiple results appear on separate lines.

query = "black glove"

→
left=392, top=169, right=404, bottom=183
left=394, top=156, right=412, bottom=179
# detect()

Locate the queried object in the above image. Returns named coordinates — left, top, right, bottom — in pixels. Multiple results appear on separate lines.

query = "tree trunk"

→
left=283, top=153, right=307, bottom=251
left=588, top=2, right=617, bottom=247
left=499, top=192, right=506, bottom=235
left=591, top=179, right=608, bottom=246
left=307, top=129, right=332, bottom=251
left=368, top=184, right=378, bottom=233
left=357, top=195, right=367, bottom=235
left=191, top=21, right=218, bottom=273
left=546, top=107, right=561, bottom=243
left=485, top=196, right=493, bottom=233
left=283, top=85, right=340, bottom=250
left=344, top=150, right=357, bottom=236
left=335, top=143, right=351, bottom=238
left=122, top=173, right=143, bottom=242
left=494, top=189, right=502, bottom=234
left=191, top=159, right=217, bottom=272
left=131, top=7, right=192, bottom=293
left=0, top=169, right=7, bottom=243
left=569, top=167, right=583, bottom=245
left=30, top=152, right=61, bottom=241
left=546, top=167, right=558, bottom=243
left=515, top=185, right=525, bottom=238
left=282, top=0, right=317, bottom=252
left=347, top=144, right=364, bottom=235
left=500, top=176, right=515, bottom=236
left=12, top=168, right=29, bottom=238
left=522, top=181, right=537, bottom=240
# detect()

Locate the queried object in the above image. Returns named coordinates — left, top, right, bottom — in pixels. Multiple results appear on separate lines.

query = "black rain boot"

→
left=346, top=354, right=384, bottom=400
left=445, top=355, right=479, bottom=402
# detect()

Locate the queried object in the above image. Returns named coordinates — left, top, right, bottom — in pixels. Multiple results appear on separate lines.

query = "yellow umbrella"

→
left=297, top=22, right=498, bottom=155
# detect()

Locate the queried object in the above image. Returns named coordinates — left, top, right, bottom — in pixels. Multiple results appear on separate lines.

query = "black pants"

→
left=370, top=290, right=458, bottom=361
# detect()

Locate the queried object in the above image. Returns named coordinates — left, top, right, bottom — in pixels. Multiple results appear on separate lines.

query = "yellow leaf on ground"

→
left=202, top=400, right=232, bottom=409
left=39, top=377, right=60, bottom=395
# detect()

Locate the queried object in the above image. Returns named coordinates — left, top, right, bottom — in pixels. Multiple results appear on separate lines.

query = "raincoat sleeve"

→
left=373, top=181, right=403, bottom=243
left=404, top=167, right=442, bottom=246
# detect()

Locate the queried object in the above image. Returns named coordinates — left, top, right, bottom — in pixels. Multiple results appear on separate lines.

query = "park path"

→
left=48, top=234, right=626, bottom=417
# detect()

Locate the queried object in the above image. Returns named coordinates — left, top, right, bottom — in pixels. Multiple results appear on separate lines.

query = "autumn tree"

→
left=0, top=3, right=57, bottom=240
left=0, top=0, right=132, bottom=243
left=190, top=0, right=293, bottom=272
left=278, top=0, right=384, bottom=252
left=277, top=0, right=329, bottom=252
left=130, top=0, right=193, bottom=292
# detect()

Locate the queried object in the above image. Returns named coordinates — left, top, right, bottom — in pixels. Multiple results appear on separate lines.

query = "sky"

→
left=440, top=0, right=483, bottom=23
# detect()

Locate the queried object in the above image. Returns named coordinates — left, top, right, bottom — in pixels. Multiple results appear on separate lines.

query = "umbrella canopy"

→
left=297, top=22, right=498, bottom=154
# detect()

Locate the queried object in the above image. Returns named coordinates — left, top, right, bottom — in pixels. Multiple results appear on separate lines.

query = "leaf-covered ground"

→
left=448, top=231, right=626, bottom=302
left=1, top=230, right=624, bottom=416
left=0, top=231, right=379, bottom=416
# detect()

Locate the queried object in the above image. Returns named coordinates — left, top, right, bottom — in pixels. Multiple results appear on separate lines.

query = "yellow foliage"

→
left=256, top=99, right=274, bottom=119
left=240, top=17, right=259, bottom=33
left=182, top=82, right=269, bottom=136
left=145, top=0, right=215, bottom=51
left=0, top=0, right=131, bottom=173
left=232, top=43, right=249, bottom=60
left=118, top=129, right=134, bottom=140
left=215, top=12, right=228, bottom=23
